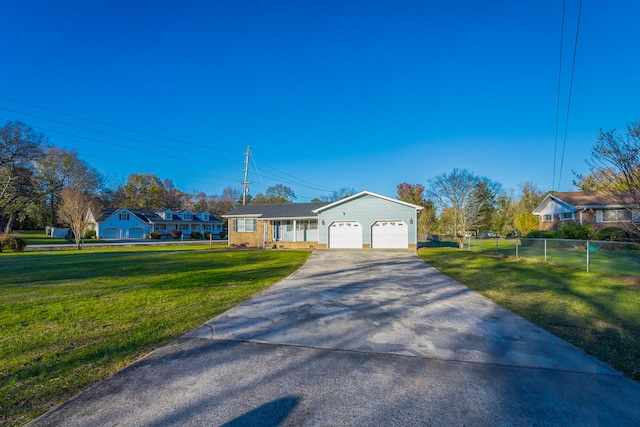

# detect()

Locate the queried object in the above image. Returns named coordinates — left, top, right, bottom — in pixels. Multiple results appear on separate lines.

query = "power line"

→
left=0, top=97, right=338, bottom=199
left=0, top=95, right=239, bottom=155
left=0, top=106, right=241, bottom=164
left=552, top=0, right=567, bottom=191
left=557, top=0, right=582, bottom=190
left=0, top=118, right=243, bottom=173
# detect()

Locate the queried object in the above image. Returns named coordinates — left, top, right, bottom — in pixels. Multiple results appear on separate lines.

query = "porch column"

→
left=293, top=220, right=297, bottom=242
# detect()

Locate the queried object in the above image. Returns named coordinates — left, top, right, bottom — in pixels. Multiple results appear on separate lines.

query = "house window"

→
left=165, top=212, right=172, bottom=220
left=179, top=224, right=189, bottom=230
left=560, top=212, right=573, bottom=220
left=296, top=220, right=318, bottom=231
left=542, top=214, right=553, bottom=222
left=203, top=224, right=211, bottom=230
left=119, top=213, right=129, bottom=221
left=233, top=218, right=257, bottom=232
left=183, top=213, right=192, bottom=220
left=598, top=209, right=632, bottom=222
left=156, top=224, right=167, bottom=230
left=203, top=214, right=209, bottom=221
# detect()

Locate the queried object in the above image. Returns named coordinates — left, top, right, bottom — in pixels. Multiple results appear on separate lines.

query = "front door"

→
left=273, top=221, right=282, bottom=241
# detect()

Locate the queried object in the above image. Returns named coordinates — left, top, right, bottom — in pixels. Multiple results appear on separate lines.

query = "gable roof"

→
left=312, top=190, right=424, bottom=212
left=223, top=202, right=330, bottom=219
left=533, top=191, right=639, bottom=214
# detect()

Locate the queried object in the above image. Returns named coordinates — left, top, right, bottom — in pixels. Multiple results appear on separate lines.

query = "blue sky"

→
left=2, top=1, right=639, bottom=202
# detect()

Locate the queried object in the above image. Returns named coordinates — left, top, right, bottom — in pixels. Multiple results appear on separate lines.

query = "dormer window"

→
left=184, top=213, right=192, bottom=220
left=203, top=214, right=209, bottom=221
left=119, top=213, right=130, bottom=221
left=165, top=212, right=172, bottom=220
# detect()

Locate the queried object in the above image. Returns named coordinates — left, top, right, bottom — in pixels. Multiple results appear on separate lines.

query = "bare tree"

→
left=58, top=187, right=99, bottom=249
left=578, top=120, right=640, bottom=235
left=427, top=169, right=492, bottom=248
left=318, top=187, right=356, bottom=202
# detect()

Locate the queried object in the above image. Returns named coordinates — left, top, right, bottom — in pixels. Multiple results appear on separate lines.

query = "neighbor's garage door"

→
left=128, top=228, right=144, bottom=238
left=329, top=221, right=362, bottom=248
left=371, top=220, right=408, bottom=249
left=103, top=228, right=120, bottom=239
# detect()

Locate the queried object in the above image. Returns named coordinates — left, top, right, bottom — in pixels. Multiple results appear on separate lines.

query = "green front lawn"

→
left=0, top=246, right=310, bottom=426
left=13, top=229, right=108, bottom=245
left=419, top=248, right=640, bottom=381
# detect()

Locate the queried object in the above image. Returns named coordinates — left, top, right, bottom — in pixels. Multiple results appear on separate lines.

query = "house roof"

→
left=312, top=190, right=424, bottom=212
left=223, top=202, right=330, bottom=219
left=533, top=191, right=639, bottom=214
left=94, top=208, right=223, bottom=223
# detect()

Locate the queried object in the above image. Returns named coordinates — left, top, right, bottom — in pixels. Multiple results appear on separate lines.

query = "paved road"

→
left=28, top=251, right=640, bottom=426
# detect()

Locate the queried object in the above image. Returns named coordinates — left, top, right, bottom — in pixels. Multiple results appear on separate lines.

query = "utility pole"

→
left=241, top=145, right=251, bottom=205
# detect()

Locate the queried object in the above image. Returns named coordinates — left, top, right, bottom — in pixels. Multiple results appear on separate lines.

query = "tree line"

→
left=3, top=118, right=638, bottom=247
left=401, top=119, right=640, bottom=246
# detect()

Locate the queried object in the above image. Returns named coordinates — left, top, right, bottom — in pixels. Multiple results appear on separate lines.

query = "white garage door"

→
left=102, top=228, right=120, bottom=239
left=329, top=221, right=362, bottom=248
left=371, top=220, right=408, bottom=249
left=128, top=228, right=144, bottom=239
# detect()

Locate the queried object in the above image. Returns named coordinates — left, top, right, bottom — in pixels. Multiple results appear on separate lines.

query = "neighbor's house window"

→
left=179, top=224, right=189, bottom=230
left=119, top=213, right=129, bottom=221
left=542, top=214, right=553, bottom=222
left=233, top=218, right=257, bottom=232
left=156, top=224, right=167, bottom=231
left=597, top=209, right=632, bottom=222
left=560, top=212, right=573, bottom=220
left=203, top=224, right=211, bottom=231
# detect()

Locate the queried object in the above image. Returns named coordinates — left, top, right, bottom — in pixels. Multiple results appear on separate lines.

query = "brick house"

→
left=532, top=191, right=640, bottom=233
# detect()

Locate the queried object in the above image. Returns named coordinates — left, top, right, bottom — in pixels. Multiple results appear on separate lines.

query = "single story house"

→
left=89, top=208, right=224, bottom=239
left=532, top=191, right=640, bottom=232
left=223, top=190, right=423, bottom=250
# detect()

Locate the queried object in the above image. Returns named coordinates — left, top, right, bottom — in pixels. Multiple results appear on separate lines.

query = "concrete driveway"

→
left=28, top=251, right=640, bottom=426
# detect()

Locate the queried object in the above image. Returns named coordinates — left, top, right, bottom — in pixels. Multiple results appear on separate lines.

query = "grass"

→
left=419, top=247, right=640, bottom=381
left=0, top=245, right=311, bottom=426
left=433, top=238, right=640, bottom=278
left=14, top=229, right=108, bottom=245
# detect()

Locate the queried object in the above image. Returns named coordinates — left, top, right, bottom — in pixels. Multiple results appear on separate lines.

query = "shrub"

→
left=204, top=231, right=212, bottom=239
left=555, top=222, right=594, bottom=240
left=149, top=231, right=162, bottom=239
left=524, top=230, right=556, bottom=238
left=219, top=230, right=227, bottom=239
left=190, top=231, right=202, bottom=239
left=85, top=229, right=96, bottom=239
left=0, top=234, right=27, bottom=252
left=593, top=227, right=626, bottom=241
left=170, top=229, right=182, bottom=239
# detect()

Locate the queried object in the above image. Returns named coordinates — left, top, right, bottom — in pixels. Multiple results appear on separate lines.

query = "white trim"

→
left=313, top=190, right=424, bottom=213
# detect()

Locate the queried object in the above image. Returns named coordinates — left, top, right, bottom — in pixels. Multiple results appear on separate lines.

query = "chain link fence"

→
left=424, top=235, right=640, bottom=278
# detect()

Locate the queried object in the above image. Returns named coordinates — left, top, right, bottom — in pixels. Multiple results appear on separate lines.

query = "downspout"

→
left=579, top=208, right=587, bottom=225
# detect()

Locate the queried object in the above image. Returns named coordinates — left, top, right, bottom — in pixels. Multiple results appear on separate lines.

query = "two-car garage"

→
left=328, top=220, right=409, bottom=249
left=318, top=191, right=422, bottom=250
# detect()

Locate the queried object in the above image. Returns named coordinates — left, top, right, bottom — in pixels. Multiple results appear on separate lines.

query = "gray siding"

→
left=318, top=194, right=418, bottom=246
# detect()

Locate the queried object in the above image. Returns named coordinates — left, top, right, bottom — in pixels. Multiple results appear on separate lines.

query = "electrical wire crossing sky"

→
left=1, top=0, right=639, bottom=200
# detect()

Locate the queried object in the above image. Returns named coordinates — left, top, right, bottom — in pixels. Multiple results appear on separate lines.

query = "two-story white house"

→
left=89, top=208, right=224, bottom=239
